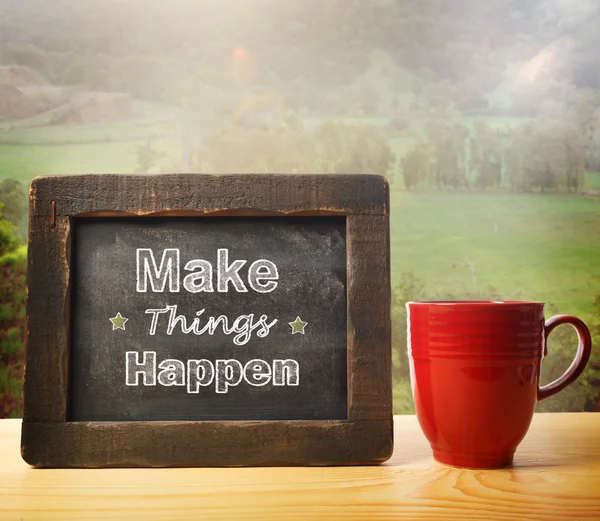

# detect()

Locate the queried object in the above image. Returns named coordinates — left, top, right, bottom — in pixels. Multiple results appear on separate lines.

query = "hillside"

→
left=0, top=0, right=598, bottom=120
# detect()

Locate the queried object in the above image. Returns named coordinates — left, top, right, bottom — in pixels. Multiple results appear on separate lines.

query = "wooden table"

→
left=2, top=414, right=600, bottom=520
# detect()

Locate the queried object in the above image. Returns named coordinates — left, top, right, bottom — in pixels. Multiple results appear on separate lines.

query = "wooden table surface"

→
left=2, top=414, right=600, bottom=521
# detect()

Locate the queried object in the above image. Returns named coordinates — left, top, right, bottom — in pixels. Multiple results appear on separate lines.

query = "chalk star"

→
left=109, top=312, right=129, bottom=331
left=289, top=316, right=308, bottom=335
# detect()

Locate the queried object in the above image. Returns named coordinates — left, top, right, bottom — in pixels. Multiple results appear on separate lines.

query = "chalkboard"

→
left=22, top=174, right=392, bottom=468
left=69, top=216, right=348, bottom=421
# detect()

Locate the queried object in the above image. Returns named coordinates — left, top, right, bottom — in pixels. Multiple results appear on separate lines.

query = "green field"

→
left=0, top=108, right=182, bottom=180
left=0, top=138, right=181, bottom=181
left=587, top=172, right=600, bottom=191
left=389, top=189, right=600, bottom=321
left=1, top=124, right=600, bottom=323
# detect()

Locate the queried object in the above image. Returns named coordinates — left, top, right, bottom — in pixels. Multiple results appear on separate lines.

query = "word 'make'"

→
left=137, top=248, right=279, bottom=294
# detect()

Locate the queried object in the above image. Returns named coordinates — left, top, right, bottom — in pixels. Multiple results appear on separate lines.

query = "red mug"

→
left=407, top=301, right=592, bottom=469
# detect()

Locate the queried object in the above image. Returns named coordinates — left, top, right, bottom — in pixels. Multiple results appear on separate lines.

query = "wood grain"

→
left=29, top=174, right=389, bottom=217
left=21, top=420, right=392, bottom=468
left=3, top=414, right=600, bottom=520
left=347, top=214, right=392, bottom=422
left=23, top=215, right=71, bottom=422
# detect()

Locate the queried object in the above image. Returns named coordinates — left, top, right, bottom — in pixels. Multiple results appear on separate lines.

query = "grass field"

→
left=389, top=188, right=600, bottom=321
left=587, top=172, right=600, bottom=191
left=0, top=104, right=182, bottom=180
left=0, top=136, right=181, bottom=181
left=1, top=123, right=600, bottom=323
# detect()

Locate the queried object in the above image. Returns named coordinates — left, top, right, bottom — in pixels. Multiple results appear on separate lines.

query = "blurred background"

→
left=1, top=0, right=599, bottom=417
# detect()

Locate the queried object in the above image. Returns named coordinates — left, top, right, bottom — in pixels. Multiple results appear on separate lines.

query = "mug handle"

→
left=538, top=315, right=592, bottom=401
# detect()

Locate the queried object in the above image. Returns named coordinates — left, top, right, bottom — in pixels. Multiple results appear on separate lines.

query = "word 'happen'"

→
left=126, top=352, right=299, bottom=394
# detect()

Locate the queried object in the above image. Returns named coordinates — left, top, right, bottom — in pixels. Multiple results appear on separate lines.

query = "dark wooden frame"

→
left=21, top=174, right=392, bottom=467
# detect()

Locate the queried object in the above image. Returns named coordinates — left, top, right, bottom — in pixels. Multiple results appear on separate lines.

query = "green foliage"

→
left=470, top=121, right=503, bottom=190
left=506, top=121, right=587, bottom=193
left=0, top=179, right=26, bottom=237
left=0, top=179, right=25, bottom=226
left=574, top=93, right=600, bottom=172
left=539, top=294, right=600, bottom=412
left=425, top=119, right=470, bottom=189
left=400, top=146, right=428, bottom=190
left=398, top=118, right=587, bottom=192
left=391, top=272, right=426, bottom=383
left=0, top=205, right=26, bottom=417
left=392, top=379, right=415, bottom=415
left=0, top=364, right=23, bottom=404
left=0, top=326, right=23, bottom=355
left=0, top=210, right=18, bottom=256
left=0, top=245, right=26, bottom=271
left=313, top=123, right=396, bottom=175
left=194, top=121, right=396, bottom=176
left=536, top=316, right=600, bottom=412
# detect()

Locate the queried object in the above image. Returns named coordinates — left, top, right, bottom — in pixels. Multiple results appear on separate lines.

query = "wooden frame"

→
left=21, top=174, right=392, bottom=467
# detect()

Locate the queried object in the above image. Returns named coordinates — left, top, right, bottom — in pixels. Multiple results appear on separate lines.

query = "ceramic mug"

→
left=406, top=301, right=592, bottom=469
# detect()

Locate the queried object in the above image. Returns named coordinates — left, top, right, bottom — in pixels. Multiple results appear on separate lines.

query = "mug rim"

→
left=406, top=300, right=544, bottom=306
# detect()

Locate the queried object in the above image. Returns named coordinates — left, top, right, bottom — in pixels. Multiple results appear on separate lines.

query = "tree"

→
left=424, top=118, right=448, bottom=189
left=425, top=119, right=469, bottom=189
left=192, top=120, right=396, bottom=177
left=401, top=145, right=428, bottom=189
left=577, top=95, right=600, bottom=172
left=563, top=125, right=587, bottom=192
left=504, top=120, right=586, bottom=193
left=470, top=121, right=503, bottom=190
left=505, top=126, right=528, bottom=191
left=333, top=124, right=395, bottom=174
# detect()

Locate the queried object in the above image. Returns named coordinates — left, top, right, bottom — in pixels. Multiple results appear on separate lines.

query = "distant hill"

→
left=0, top=0, right=598, bottom=118
left=0, top=65, right=47, bottom=87
left=0, top=63, right=137, bottom=129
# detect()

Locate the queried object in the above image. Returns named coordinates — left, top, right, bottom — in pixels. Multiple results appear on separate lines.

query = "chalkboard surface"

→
left=69, top=216, right=347, bottom=421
